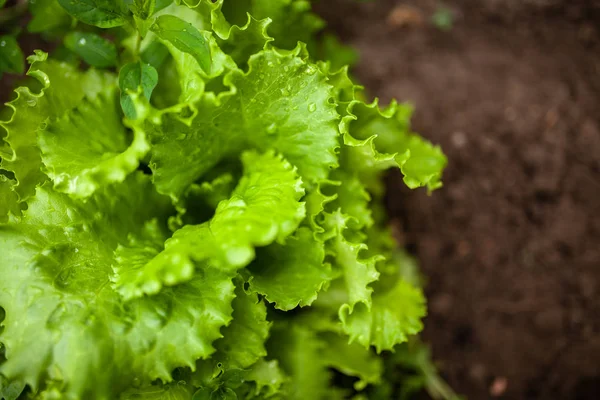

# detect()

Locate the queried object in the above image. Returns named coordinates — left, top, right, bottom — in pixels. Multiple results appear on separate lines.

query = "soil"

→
left=316, top=0, right=600, bottom=399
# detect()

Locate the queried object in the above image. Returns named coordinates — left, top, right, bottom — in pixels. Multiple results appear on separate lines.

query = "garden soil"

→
left=316, top=0, right=600, bottom=399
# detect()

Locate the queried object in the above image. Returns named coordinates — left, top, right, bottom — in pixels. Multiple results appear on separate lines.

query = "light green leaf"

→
left=148, top=47, right=338, bottom=199
left=0, top=51, right=114, bottom=202
left=169, top=172, right=236, bottom=231
left=267, top=323, right=331, bottom=400
left=340, top=99, right=447, bottom=194
left=120, top=382, right=194, bottom=400
left=211, top=282, right=270, bottom=370
left=0, top=36, right=24, bottom=76
left=57, top=0, right=129, bottom=28
left=328, top=169, right=373, bottom=230
left=242, top=359, right=287, bottom=399
left=38, top=87, right=149, bottom=198
left=114, top=150, right=305, bottom=299
left=0, top=174, right=236, bottom=398
left=205, top=1, right=273, bottom=66
left=248, top=227, right=333, bottom=310
left=221, top=0, right=324, bottom=50
left=119, top=61, right=158, bottom=119
left=320, top=332, right=382, bottom=391
left=340, top=279, right=426, bottom=352
left=323, top=210, right=381, bottom=311
left=0, top=373, right=24, bottom=400
left=151, top=15, right=211, bottom=74
left=64, top=32, right=118, bottom=68
left=0, top=175, right=20, bottom=222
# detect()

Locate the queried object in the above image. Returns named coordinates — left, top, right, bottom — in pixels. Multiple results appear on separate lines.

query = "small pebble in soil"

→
left=386, top=6, right=424, bottom=28
left=451, top=131, right=467, bottom=148
left=490, top=376, right=508, bottom=397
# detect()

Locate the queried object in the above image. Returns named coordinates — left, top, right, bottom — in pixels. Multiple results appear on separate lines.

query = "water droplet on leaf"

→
left=266, top=123, right=277, bottom=134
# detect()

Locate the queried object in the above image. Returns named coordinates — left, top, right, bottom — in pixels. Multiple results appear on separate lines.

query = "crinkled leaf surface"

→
left=148, top=47, right=338, bottom=199
left=248, top=227, right=333, bottom=310
left=267, top=323, right=332, bottom=400
left=209, top=282, right=270, bottom=370
left=0, top=51, right=114, bottom=202
left=340, top=99, right=447, bottom=194
left=120, top=382, right=194, bottom=400
left=0, top=174, right=235, bottom=398
left=39, top=87, right=149, bottom=198
left=114, top=150, right=305, bottom=299
left=340, top=279, right=426, bottom=353
left=0, top=176, right=20, bottom=222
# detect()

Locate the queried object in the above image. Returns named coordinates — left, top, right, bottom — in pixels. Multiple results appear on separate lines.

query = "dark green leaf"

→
left=141, top=40, right=170, bottom=70
left=118, top=61, right=158, bottom=119
left=64, top=32, right=117, bottom=68
left=150, top=15, right=211, bottom=74
left=0, top=36, right=24, bottom=77
left=154, top=0, right=172, bottom=13
left=125, top=0, right=154, bottom=19
left=57, top=0, right=129, bottom=28
left=28, top=0, right=72, bottom=32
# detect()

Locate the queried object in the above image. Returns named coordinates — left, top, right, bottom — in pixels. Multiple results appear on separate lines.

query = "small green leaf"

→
left=141, top=40, right=169, bottom=70
left=119, top=61, right=158, bottom=119
left=150, top=15, right=211, bottom=74
left=154, top=0, right=172, bottom=13
left=134, top=15, right=154, bottom=37
left=0, top=0, right=6, bottom=8
left=0, top=36, right=24, bottom=77
left=57, top=0, right=129, bottom=28
left=64, top=32, right=117, bottom=68
left=28, top=0, right=72, bottom=32
left=128, top=0, right=155, bottom=19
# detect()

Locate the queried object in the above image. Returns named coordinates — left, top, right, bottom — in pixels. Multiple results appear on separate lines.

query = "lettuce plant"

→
left=0, top=1, right=449, bottom=399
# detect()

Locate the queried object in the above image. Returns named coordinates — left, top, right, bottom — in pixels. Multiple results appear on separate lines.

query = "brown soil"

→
left=316, top=1, right=600, bottom=399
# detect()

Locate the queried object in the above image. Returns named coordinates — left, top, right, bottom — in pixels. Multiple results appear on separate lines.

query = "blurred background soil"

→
left=316, top=0, right=600, bottom=399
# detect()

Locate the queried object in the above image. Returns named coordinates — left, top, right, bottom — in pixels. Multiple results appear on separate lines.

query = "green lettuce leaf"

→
left=323, top=209, right=381, bottom=314
left=147, top=46, right=338, bottom=199
left=340, top=278, right=426, bottom=353
left=242, top=359, right=287, bottom=399
left=0, top=174, right=235, bottom=398
left=221, top=0, right=324, bottom=51
left=38, top=87, right=149, bottom=198
left=267, top=323, right=332, bottom=400
left=340, top=99, right=447, bottom=194
left=248, top=227, right=333, bottom=310
left=210, top=282, right=270, bottom=370
left=0, top=175, right=20, bottom=222
left=120, top=382, right=194, bottom=400
left=0, top=51, right=114, bottom=202
left=319, top=332, right=382, bottom=391
left=114, top=150, right=305, bottom=299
